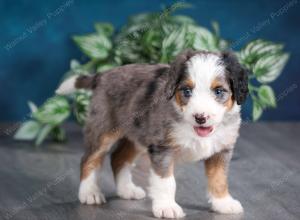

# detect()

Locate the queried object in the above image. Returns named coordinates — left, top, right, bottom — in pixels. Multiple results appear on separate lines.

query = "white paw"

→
left=211, top=195, right=243, bottom=214
left=152, top=201, right=186, bottom=219
left=117, top=183, right=146, bottom=200
left=78, top=182, right=106, bottom=205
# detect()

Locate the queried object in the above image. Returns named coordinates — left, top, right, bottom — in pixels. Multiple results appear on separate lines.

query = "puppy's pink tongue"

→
left=194, top=126, right=213, bottom=137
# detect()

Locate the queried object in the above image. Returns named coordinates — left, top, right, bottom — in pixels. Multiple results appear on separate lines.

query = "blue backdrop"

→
left=1, top=0, right=299, bottom=121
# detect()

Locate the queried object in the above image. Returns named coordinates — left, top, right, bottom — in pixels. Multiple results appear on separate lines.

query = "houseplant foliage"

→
left=14, top=4, right=289, bottom=145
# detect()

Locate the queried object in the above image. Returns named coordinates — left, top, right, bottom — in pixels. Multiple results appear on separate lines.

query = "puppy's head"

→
left=167, top=50, right=248, bottom=137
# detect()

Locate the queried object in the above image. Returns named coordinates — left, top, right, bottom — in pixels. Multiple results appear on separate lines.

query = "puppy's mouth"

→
left=193, top=126, right=213, bottom=137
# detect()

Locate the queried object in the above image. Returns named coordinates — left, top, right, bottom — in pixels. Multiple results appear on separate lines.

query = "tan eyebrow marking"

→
left=211, top=76, right=234, bottom=110
left=184, top=78, right=195, bottom=89
left=210, top=76, right=225, bottom=89
left=175, top=78, right=195, bottom=110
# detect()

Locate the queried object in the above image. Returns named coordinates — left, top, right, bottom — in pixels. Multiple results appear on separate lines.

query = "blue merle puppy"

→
left=56, top=49, right=248, bottom=219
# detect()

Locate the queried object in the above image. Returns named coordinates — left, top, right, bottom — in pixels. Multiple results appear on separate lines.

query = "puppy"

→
left=56, top=49, right=248, bottom=219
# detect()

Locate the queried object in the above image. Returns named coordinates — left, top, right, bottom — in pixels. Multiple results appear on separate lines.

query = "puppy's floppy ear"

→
left=221, top=51, right=249, bottom=105
left=165, top=49, right=196, bottom=99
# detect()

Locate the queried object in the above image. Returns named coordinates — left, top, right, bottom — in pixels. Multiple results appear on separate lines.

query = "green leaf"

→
left=211, top=21, right=220, bottom=37
left=161, top=25, right=188, bottom=62
left=252, top=102, right=263, bottom=121
left=35, top=124, right=54, bottom=146
left=254, top=53, right=289, bottom=83
left=51, top=126, right=66, bottom=142
left=126, top=13, right=157, bottom=26
left=188, top=24, right=219, bottom=51
left=14, top=121, right=41, bottom=140
left=218, top=39, right=229, bottom=50
left=239, top=39, right=289, bottom=83
left=240, top=39, right=284, bottom=65
left=73, top=34, right=112, bottom=60
left=170, top=15, right=196, bottom=25
left=33, top=96, right=70, bottom=125
left=70, top=59, right=81, bottom=70
left=28, top=101, right=38, bottom=113
left=61, top=60, right=88, bottom=80
left=73, top=90, right=92, bottom=125
left=96, top=63, right=118, bottom=72
left=94, top=22, right=114, bottom=37
left=165, top=2, right=193, bottom=13
left=258, top=85, right=276, bottom=108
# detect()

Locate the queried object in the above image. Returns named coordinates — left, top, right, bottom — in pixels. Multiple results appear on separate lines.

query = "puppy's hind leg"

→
left=79, top=130, right=121, bottom=205
left=111, top=138, right=146, bottom=200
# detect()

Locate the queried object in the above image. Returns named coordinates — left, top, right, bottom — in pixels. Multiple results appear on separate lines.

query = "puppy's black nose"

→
left=194, top=114, right=206, bottom=125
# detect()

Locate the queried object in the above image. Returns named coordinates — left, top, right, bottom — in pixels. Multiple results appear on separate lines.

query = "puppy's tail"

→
left=55, top=75, right=97, bottom=95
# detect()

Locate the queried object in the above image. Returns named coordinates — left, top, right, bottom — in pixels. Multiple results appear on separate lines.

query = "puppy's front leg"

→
left=204, top=150, right=243, bottom=214
left=148, top=145, right=185, bottom=219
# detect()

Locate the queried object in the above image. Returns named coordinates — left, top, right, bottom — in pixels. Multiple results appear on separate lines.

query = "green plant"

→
left=14, top=4, right=289, bottom=145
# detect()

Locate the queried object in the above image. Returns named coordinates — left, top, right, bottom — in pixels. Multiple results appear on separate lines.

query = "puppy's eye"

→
left=214, top=87, right=226, bottom=97
left=182, top=87, right=192, bottom=98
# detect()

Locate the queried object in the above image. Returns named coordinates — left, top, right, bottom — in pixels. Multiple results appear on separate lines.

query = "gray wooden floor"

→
left=0, top=122, right=299, bottom=220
